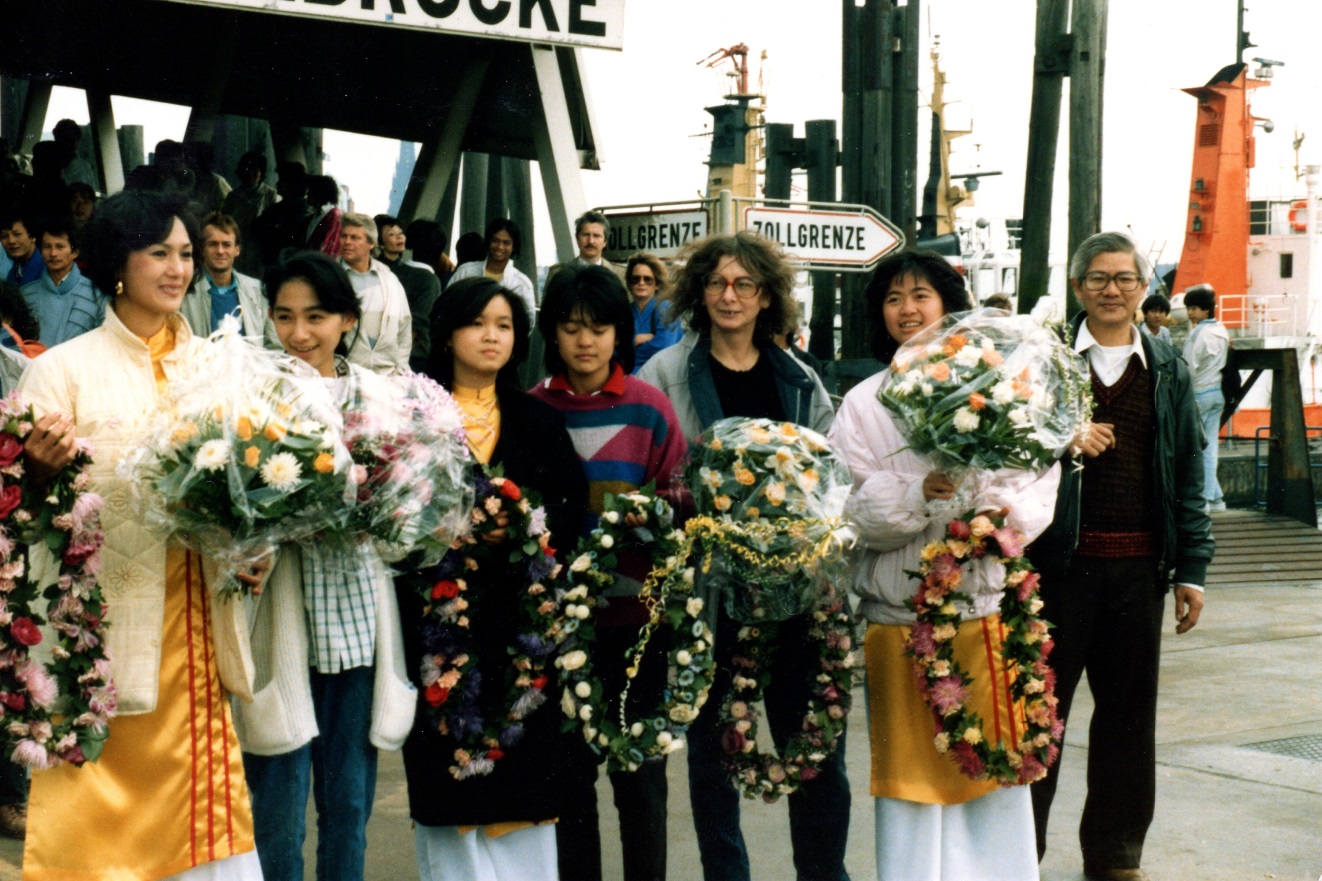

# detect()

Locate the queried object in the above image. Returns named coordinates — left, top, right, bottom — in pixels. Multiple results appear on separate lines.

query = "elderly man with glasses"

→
left=1027, top=232, right=1214, bottom=881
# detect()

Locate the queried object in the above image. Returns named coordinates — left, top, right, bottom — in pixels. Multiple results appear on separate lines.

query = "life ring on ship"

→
left=1288, top=200, right=1309, bottom=233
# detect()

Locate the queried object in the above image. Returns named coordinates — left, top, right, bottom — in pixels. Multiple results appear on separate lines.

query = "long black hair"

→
left=539, top=264, right=636, bottom=375
left=428, top=276, right=531, bottom=395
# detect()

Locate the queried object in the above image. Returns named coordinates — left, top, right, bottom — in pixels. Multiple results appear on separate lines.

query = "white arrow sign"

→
left=743, top=204, right=904, bottom=270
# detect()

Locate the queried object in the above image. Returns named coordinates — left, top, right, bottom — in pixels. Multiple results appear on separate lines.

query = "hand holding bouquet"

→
left=878, top=309, right=1092, bottom=484
left=684, top=418, right=857, bottom=623
left=342, top=371, right=471, bottom=566
left=120, top=318, right=356, bottom=597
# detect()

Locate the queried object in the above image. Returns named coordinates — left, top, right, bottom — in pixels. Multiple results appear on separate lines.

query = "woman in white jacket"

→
left=828, top=252, right=1061, bottom=881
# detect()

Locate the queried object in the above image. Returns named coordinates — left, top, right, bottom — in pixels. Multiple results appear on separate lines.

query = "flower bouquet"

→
left=119, top=318, right=356, bottom=597
left=341, top=371, right=471, bottom=566
left=683, top=417, right=857, bottom=622
left=411, top=467, right=562, bottom=779
left=877, top=310, right=1092, bottom=499
left=0, top=394, right=115, bottom=769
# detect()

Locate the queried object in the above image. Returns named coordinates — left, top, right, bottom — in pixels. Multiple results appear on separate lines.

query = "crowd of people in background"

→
left=0, top=126, right=1215, bottom=881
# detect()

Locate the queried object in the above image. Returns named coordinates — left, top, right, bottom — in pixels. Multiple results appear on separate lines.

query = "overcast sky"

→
left=41, top=0, right=1322, bottom=268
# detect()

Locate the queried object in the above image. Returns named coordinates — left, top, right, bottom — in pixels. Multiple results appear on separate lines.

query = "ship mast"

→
left=699, top=43, right=766, bottom=200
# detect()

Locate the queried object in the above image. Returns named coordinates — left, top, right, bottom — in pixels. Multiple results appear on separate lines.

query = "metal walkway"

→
left=1207, top=508, right=1322, bottom=587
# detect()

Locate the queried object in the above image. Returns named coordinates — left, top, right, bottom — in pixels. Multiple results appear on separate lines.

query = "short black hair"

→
left=864, top=251, right=971, bottom=364
left=405, top=219, right=447, bottom=267
left=0, top=280, right=39, bottom=342
left=80, top=190, right=200, bottom=295
left=428, top=276, right=531, bottom=396
left=1141, top=293, right=1170, bottom=314
left=484, top=218, right=521, bottom=259
left=265, top=250, right=362, bottom=356
left=1183, top=285, right=1215, bottom=315
left=37, top=215, right=81, bottom=252
left=454, top=232, right=485, bottom=266
left=539, top=264, right=636, bottom=375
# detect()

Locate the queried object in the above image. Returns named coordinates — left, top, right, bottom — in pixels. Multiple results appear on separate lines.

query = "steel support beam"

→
left=530, top=44, right=587, bottom=263
left=86, top=90, right=125, bottom=194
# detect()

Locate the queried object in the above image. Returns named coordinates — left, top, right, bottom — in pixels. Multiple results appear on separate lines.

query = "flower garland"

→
left=717, top=579, right=858, bottom=803
left=905, top=508, right=1063, bottom=785
left=412, top=467, right=562, bottom=779
left=0, top=395, right=114, bottom=769
left=552, top=488, right=716, bottom=773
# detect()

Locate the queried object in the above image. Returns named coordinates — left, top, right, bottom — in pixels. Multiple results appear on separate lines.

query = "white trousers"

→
left=875, top=785, right=1039, bottom=881
left=168, top=850, right=265, bottom=881
left=415, top=823, right=559, bottom=881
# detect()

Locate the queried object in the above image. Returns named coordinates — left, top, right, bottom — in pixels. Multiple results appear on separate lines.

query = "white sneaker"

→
left=1207, top=500, right=1227, bottom=513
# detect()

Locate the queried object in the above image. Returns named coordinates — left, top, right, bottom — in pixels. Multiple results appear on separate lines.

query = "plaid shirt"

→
left=302, top=536, right=381, bottom=674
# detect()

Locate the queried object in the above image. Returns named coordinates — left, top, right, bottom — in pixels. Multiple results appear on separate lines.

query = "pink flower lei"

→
left=905, top=508, right=1063, bottom=785
left=717, top=580, right=858, bottom=803
left=0, top=394, right=114, bottom=770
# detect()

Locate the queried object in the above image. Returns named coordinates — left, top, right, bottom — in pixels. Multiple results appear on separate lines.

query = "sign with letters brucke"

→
left=603, top=210, right=708, bottom=261
left=743, top=203, right=904, bottom=271
left=159, top=0, right=625, bottom=50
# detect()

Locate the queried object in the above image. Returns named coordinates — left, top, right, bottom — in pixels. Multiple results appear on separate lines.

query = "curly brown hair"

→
left=667, top=230, right=798, bottom=345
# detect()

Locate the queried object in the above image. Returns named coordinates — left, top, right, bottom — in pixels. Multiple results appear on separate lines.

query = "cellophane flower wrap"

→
left=683, top=418, right=857, bottom=623
left=877, top=309, right=1092, bottom=482
left=341, top=370, right=472, bottom=566
left=119, top=317, right=356, bottom=596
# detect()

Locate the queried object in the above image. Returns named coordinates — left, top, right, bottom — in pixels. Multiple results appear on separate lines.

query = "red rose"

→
left=947, top=519, right=971, bottom=540
left=0, top=692, right=24, bottom=711
left=424, top=683, right=450, bottom=707
left=63, top=541, right=98, bottom=567
left=10, top=617, right=42, bottom=647
left=0, top=485, right=21, bottom=520
left=486, top=749, right=505, bottom=762
left=530, top=675, right=548, bottom=691
left=0, top=433, right=22, bottom=468
left=497, top=479, right=522, bottom=502
left=720, top=727, right=746, bottom=755
left=430, top=580, right=460, bottom=600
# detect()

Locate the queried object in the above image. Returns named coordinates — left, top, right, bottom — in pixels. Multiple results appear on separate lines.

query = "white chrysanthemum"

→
left=1008, top=407, right=1031, bottom=427
left=953, top=407, right=980, bottom=433
left=991, top=380, right=1017, bottom=405
left=954, top=345, right=983, bottom=368
left=920, top=382, right=934, bottom=397
left=1030, top=389, right=1052, bottom=409
left=195, top=439, right=231, bottom=472
left=260, top=452, right=303, bottom=491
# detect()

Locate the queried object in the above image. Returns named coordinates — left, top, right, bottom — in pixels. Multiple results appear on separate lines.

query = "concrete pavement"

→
left=0, top=576, right=1319, bottom=880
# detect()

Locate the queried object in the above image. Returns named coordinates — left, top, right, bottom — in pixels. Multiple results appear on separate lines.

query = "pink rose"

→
left=947, top=518, right=971, bottom=540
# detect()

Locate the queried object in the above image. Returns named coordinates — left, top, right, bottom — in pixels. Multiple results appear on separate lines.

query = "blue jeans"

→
left=687, top=611, right=852, bottom=881
left=1195, top=387, right=1224, bottom=505
left=244, top=665, right=379, bottom=881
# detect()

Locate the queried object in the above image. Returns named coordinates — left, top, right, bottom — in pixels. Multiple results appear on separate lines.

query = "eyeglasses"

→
left=703, top=276, right=761, bottom=298
left=1082, top=272, right=1144, bottom=292
left=628, top=275, right=656, bottom=286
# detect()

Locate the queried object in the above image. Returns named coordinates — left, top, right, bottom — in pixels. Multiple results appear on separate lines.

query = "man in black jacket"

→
left=1029, top=232, right=1214, bottom=881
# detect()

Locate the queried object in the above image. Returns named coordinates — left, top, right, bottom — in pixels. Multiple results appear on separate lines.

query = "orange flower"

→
left=264, top=422, right=287, bottom=442
left=734, top=467, right=756, bottom=486
left=170, top=422, right=198, bottom=446
left=968, top=393, right=986, bottom=411
left=313, top=452, right=335, bottom=474
left=244, top=445, right=261, bottom=468
left=924, top=361, right=951, bottom=382
left=982, top=349, right=1004, bottom=367
left=235, top=416, right=254, bottom=441
left=942, top=333, right=969, bottom=356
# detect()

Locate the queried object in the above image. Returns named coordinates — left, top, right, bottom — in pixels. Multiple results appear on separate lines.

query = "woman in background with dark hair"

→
left=637, top=231, right=844, bottom=881
left=445, top=219, right=536, bottom=321
left=529, top=265, right=688, bottom=881
left=19, top=189, right=264, bottom=879
left=398, top=276, right=586, bottom=881
left=828, top=250, right=1059, bottom=881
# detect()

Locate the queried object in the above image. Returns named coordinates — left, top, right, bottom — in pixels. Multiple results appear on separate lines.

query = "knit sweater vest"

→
left=1077, top=356, right=1159, bottom=558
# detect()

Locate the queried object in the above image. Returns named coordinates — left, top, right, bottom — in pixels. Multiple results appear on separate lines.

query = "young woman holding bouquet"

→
left=529, top=264, right=689, bottom=881
left=399, top=276, right=587, bottom=881
left=231, top=250, right=412, bottom=881
left=18, top=190, right=264, bottom=879
left=828, top=251, right=1061, bottom=881
left=637, top=231, right=844, bottom=881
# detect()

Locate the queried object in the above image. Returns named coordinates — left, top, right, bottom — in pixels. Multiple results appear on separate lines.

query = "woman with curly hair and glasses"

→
left=637, top=230, right=844, bottom=881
